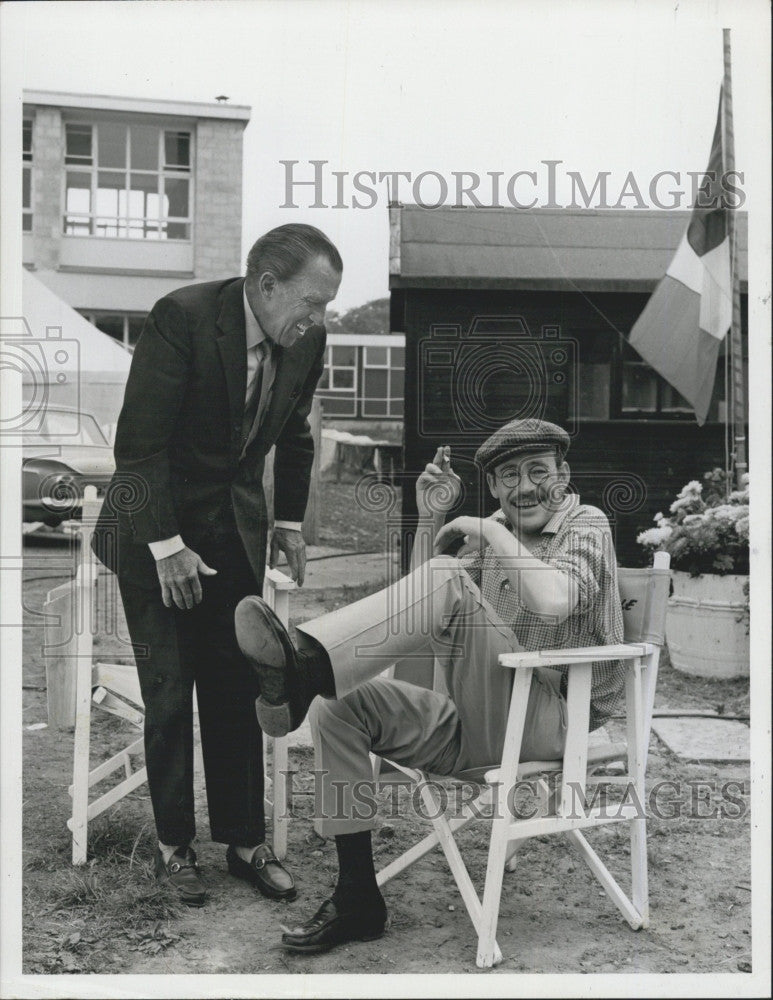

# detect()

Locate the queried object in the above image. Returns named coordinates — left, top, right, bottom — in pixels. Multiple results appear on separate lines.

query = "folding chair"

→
left=57, top=486, right=293, bottom=865
left=375, top=552, right=671, bottom=968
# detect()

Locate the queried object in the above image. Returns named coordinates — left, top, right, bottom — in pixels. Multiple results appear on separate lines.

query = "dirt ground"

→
left=20, top=485, right=753, bottom=978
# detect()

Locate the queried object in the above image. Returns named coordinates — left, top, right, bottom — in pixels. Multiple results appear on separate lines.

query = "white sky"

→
left=4, top=0, right=770, bottom=309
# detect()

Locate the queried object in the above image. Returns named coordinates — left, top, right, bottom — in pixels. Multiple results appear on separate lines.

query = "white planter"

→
left=666, top=572, right=749, bottom=679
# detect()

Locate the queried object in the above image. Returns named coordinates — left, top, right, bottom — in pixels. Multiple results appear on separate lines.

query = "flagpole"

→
left=722, top=28, right=747, bottom=490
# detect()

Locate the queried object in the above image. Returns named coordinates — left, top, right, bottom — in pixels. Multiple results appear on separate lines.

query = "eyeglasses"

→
left=495, top=467, right=552, bottom=489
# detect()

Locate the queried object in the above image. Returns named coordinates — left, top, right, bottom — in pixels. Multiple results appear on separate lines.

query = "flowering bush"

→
left=637, top=468, right=749, bottom=576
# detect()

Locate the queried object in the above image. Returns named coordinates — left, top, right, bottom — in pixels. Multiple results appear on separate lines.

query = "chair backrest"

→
left=617, top=551, right=671, bottom=646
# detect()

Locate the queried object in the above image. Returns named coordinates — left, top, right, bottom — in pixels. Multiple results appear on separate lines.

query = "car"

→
left=23, top=406, right=115, bottom=527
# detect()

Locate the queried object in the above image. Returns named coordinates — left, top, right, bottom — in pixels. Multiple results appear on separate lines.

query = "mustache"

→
left=507, top=482, right=567, bottom=510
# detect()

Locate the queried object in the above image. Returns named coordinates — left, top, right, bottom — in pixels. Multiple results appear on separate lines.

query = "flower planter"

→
left=666, top=572, right=749, bottom=678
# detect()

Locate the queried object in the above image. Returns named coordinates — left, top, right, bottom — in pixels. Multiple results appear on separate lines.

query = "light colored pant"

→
left=299, top=556, right=567, bottom=836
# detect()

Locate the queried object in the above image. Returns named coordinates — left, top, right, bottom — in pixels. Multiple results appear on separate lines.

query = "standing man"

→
left=93, top=224, right=342, bottom=906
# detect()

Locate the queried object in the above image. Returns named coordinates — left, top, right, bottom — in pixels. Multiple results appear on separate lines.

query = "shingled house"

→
left=389, top=205, right=748, bottom=564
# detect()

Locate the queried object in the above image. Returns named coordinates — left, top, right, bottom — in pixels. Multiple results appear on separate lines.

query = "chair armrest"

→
left=264, top=567, right=297, bottom=590
left=498, top=642, right=654, bottom=670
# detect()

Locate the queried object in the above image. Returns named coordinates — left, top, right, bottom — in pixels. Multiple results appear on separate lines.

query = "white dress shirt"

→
left=147, top=286, right=302, bottom=561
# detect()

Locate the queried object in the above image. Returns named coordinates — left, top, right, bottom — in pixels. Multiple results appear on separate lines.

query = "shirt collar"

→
left=493, top=491, right=579, bottom=536
left=541, top=491, right=579, bottom=534
left=243, top=284, right=268, bottom=351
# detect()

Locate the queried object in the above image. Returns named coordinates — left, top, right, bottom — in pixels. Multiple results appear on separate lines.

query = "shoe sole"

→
left=282, top=926, right=386, bottom=954
left=235, top=596, right=300, bottom=738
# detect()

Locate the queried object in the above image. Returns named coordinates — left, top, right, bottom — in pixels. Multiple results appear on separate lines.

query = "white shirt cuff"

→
left=148, top=535, right=186, bottom=560
left=274, top=520, right=303, bottom=532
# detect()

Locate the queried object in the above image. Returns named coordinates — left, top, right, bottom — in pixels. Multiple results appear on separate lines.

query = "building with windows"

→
left=22, top=90, right=250, bottom=350
left=317, top=334, right=405, bottom=419
left=390, top=204, right=748, bottom=563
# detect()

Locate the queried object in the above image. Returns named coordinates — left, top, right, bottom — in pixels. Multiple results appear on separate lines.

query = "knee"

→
left=308, top=693, right=347, bottom=736
left=140, top=674, right=189, bottom=727
left=309, top=689, right=371, bottom=742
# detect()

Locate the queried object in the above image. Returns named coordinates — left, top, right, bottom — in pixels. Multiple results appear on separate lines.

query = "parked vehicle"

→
left=23, top=406, right=114, bottom=526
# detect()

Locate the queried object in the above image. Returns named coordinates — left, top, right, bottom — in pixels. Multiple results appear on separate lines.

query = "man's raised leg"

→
left=235, top=555, right=491, bottom=737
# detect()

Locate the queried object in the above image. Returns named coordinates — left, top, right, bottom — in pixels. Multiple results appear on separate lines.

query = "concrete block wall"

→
left=25, top=106, right=246, bottom=288
left=30, top=107, right=64, bottom=271
left=194, top=119, right=245, bottom=279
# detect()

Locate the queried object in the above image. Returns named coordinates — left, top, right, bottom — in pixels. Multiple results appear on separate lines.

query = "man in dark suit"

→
left=93, top=224, right=342, bottom=906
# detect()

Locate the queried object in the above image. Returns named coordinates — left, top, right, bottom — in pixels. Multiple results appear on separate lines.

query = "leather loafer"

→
left=234, top=595, right=309, bottom=737
left=226, top=843, right=297, bottom=901
left=281, top=897, right=388, bottom=954
left=154, top=845, right=206, bottom=907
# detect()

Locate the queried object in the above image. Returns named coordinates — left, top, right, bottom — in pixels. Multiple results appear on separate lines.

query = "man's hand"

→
left=434, top=515, right=491, bottom=557
left=156, top=546, right=217, bottom=610
left=270, top=526, right=306, bottom=587
left=416, top=445, right=462, bottom=518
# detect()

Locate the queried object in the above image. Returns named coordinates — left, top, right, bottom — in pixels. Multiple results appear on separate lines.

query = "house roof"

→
left=23, top=89, right=251, bottom=123
left=389, top=206, right=748, bottom=292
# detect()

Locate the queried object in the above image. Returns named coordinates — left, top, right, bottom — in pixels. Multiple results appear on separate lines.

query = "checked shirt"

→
left=458, top=493, right=625, bottom=729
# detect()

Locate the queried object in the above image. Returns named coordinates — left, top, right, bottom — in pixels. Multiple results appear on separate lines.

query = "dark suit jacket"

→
left=93, top=276, right=325, bottom=588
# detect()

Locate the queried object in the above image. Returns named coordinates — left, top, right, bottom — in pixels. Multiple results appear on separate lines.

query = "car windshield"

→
left=24, top=410, right=110, bottom=447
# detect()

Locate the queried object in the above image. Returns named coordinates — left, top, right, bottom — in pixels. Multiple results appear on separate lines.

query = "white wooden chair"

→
left=55, top=486, right=293, bottom=865
left=374, top=552, right=671, bottom=968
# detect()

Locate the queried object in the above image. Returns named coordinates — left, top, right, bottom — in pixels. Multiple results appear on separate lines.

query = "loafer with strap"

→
left=226, top=843, right=297, bottom=901
left=281, top=897, right=388, bottom=954
left=154, top=845, right=206, bottom=907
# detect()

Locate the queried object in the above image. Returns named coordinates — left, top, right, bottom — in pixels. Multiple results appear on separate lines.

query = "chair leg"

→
left=567, top=828, right=643, bottom=928
left=625, top=656, right=649, bottom=927
left=271, top=737, right=289, bottom=860
left=476, top=810, right=510, bottom=968
left=477, top=667, right=532, bottom=968
left=630, top=817, right=649, bottom=927
left=417, top=781, right=502, bottom=967
left=504, top=839, right=521, bottom=872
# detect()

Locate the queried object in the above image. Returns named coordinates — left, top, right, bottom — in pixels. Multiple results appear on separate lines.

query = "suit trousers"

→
left=301, top=556, right=568, bottom=837
left=118, top=510, right=265, bottom=847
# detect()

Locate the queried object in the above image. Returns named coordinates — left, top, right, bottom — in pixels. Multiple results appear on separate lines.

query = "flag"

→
left=629, top=90, right=732, bottom=425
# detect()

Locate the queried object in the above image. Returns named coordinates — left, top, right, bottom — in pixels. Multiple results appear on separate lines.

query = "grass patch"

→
left=24, top=814, right=185, bottom=974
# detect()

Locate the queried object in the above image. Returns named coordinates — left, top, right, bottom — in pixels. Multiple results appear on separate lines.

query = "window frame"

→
left=79, top=310, right=148, bottom=352
left=62, top=117, right=194, bottom=242
left=613, top=338, right=701, bottom=420
left=361, top=344, right=404, bottom=417
left=22, top=117, right=33, bottom=232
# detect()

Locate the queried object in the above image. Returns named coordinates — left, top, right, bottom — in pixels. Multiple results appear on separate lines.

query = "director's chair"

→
left=375, top=552, right=671, bottom=968
left=54, top=487, right=293, bottom=865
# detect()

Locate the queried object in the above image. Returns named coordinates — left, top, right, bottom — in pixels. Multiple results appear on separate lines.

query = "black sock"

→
left=296, top=639, right=336, bottom=699
left=331, top=832, right=384, bottom=912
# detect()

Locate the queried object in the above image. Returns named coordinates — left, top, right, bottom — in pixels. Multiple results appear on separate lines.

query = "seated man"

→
left=235, top=418, right=624, bottom=953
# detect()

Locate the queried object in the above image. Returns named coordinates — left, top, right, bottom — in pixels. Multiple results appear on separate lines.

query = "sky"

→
left=4, top=0, right=770, bottom=310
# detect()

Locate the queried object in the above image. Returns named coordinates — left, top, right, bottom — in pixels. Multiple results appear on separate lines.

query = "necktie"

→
left=241, top=341, right=266, bottom=444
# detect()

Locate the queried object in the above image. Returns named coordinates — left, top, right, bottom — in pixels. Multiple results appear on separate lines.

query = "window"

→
left=80, top=311, right=147, bottom=351
left=64, top=123, right=192, bottom=239
left=620, top=341, right=691, bottom=415
left=22, top=119, right=32, bottom=232
left=317, top=343, right=358, bottom=416
left=362, top=345, right=404, bottom=417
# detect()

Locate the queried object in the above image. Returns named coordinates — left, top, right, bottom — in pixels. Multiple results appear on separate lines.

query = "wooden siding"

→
left=397, top=287, right=747, bottom=568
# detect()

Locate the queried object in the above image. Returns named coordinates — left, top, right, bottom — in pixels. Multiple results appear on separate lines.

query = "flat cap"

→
left=474, top=418, right=570, bottom=472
